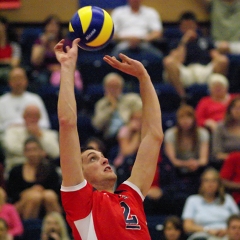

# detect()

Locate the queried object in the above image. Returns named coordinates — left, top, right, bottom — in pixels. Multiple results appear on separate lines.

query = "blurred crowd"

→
left=1, top=0, right=240, bottom=239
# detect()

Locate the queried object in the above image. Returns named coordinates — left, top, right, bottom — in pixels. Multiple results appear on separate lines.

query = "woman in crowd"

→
left=182, top=167, right=239, bottom=240
left=31, top=15, right=82, bottom=90
left=40, top=211, right=70, bottom=240
left=7, top=137, right=61, bottom=220
left=164, top=104, right=210, bottom=214
left=212, top=97, right=240, bottom=166
left=196, top=73, right=237, bottom=133
left=0, top=218, right=12, bottom=240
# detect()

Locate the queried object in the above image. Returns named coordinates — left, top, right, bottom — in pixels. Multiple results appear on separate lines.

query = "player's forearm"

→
left=138, top=71, right=163, bottom=140
left=58, top=64, right=77, bottom=125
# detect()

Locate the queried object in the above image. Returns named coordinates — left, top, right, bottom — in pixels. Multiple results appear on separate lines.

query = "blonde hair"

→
left=41, top=211, right=70, bottom=240
left=208, top=73, right=229, bottom=89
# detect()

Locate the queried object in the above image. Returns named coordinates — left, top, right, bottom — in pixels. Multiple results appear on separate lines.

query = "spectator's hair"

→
left=24, top=136, right=43, bottom=150
left=208, top=73, right=229, bottom=89
left=0, top=15, right=18, bottom=42
left=163, top=215, right=185, bottom=240
left=227, top=214, right=240, bottom=227
left=179, top=11, right=197, bottom=22
left=41, top=211, right=70, bottom=240
left=0, top=16, right=7, bottom=25
left=175, top=104, right=198, bottom=153
left=199, top=167, right=225, bottom=204
left=43, top=14, right=63, bottom=39
left=103, top=72, right=124, bottom=88
left=224, top=96, right=240, bottom=127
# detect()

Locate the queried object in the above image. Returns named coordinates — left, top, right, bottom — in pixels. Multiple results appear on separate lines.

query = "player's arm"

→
left=55, top=39, right=84, bottom=187
left=103, top=54, right=164, bottom=197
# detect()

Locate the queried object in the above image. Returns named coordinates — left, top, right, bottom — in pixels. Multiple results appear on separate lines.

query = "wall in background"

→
left=0, top=0, right=209, bottom=23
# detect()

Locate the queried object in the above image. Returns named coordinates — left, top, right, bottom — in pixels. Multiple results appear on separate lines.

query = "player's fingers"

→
left=119, top=53, right=132, bottom=63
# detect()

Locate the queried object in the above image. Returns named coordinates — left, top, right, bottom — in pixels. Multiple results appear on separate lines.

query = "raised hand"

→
left=54, top=38, right=80, bottom=66
left=103, top=53, right=147, bottom=79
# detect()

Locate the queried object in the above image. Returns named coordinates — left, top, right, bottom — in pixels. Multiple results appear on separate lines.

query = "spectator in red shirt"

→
left=196, top=73, right=237, bottom=133
left=220, top=151, right=240, bottom=207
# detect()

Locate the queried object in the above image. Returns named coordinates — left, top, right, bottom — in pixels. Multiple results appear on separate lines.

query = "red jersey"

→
left=61, top=180, right=151, bottom=240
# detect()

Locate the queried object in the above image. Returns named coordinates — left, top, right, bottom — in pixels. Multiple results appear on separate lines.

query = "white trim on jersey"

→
left=61, top=180, right=87, bottom=192
left=123, top=181, right=145, bottom=201
left=74, top=212, right=98, bottom=240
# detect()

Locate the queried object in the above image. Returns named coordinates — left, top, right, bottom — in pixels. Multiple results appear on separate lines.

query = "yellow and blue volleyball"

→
left=69, top=6, right=114, bottom=51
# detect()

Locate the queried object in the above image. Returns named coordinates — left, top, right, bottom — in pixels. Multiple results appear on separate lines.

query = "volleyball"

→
left=69, top=6, right=114, bottom=51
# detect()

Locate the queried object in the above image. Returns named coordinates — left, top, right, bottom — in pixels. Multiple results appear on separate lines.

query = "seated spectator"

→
left=212, top=97, right=240, bottom=165
left=7, top=137, right=61, bottom=220
left=220, top=151, right=240, bottom=208
left=164, top=104, right=209, bottom=201
left=182, top=167, right=239, bottom=240
left=196, top=73, right=237, bottom=133
left=163, top=215, right=186, bottom=240
left=40, top=211, right=71, bottom=240
left=2, top=104, right=59, bottom=175
left=0, top=187, right=23, bottom=239
left=110, top=0, right=163, bottom=62
left=0, top=218, right=13, bottom=240
left=31, top=15, right=82, bottom=90
left=91, top=72, right=142, bottom=151
left=163, top=11, right=228, bottom=99
left=201, top=0, right=240, bottom=55
left=0, top=67, right=50, bottom=137
left=113, top=106, right=142, bottom=168
left=207, top=214, right=240, bottom=240
left=0, top=16, right=21, bottom=87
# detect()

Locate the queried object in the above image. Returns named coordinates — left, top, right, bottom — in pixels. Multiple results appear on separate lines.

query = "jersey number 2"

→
left=120, top=201, right=141, bottom=230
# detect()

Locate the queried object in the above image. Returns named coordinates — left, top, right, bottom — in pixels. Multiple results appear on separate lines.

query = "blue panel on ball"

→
left=80, top=6, right=104, bottom=44
left=71, top=12, right=84, bottom=38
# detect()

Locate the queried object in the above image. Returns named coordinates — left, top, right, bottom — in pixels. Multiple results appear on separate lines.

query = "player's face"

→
left=82, top=150, right=117, bottom=188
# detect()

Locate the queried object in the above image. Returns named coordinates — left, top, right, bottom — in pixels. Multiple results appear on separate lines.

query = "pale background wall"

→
left=0, top=0, right=209, bottom=23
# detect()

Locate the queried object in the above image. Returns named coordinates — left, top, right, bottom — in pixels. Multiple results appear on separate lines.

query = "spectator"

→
left=113, top=106, right=142, bottom=168
left=2, top=104, right=59, bottom=175
left=201, top=0, right=240, bottom=55
left=163, top=215, right=186, bottom=240
left=220, top=151, right=240, bottom=208
left=196, top=73, right=237, bottom=133
left=0, top=16, right=21, bottom=87
left=0, top=218, right=12, bottom=240
left=110, top=0, right=163, bottom=61
left=31, top=15, right=82, bottom=90
left=40, top=211, right=70, bottom=240
left=7, top=137, right=61, bottom=220
left=163, top=11, right=228, bottom=99
left=0, top=187, right=23, bottom=239
left=208, top=214, right=240, bottom=240
left=182, top=167, right=239, bottom=240
left=0, top=67, right=50, bottom=137
left=91, top=72, right=142, bottom=150
left=212, top=97, right=240, bottom=165
left=164, top=105, right=209, bottom=197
